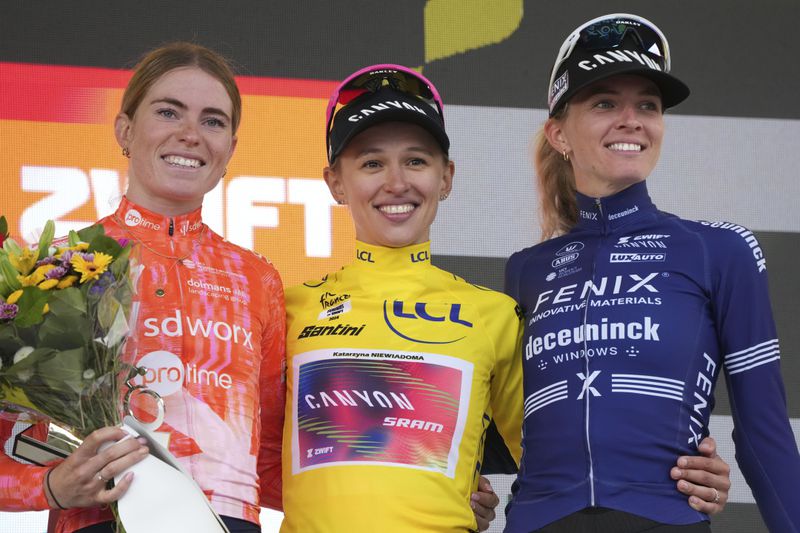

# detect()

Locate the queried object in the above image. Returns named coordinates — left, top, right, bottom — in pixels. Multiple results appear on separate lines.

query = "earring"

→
left=222, top=168, right=227, bottom=178
left=439, top=193, right=449, bottom=201
left=122, top=147, right=130, bottom=158
left=562, top=150, right=570, bottom=162
left=336, top=198, right=346, bottom=205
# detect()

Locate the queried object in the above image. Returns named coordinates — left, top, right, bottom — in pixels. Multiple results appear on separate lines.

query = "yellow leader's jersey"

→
left=281, top=241, right=523, bottom=532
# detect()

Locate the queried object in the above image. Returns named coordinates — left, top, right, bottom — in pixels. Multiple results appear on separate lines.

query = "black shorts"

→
left=74, top=515, right=260, bottom=533
left=533, top=508, right=710, bottom=533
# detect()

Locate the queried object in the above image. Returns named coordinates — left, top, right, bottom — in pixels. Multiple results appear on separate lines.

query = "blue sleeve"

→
left=710, top=226, right=800, bottom=531
left=504, top=251, right=523, bottom=303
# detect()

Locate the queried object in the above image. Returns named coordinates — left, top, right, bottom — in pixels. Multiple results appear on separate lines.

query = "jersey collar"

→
left=113, top=196, right=205, bottom=237
left=574, top=181, right=656, bottom=232
left=352, top=241, right=432, bottom=272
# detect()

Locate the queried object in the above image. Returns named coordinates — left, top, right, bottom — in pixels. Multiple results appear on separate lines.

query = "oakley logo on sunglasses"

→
left=346, top=99, right=430, bottom=123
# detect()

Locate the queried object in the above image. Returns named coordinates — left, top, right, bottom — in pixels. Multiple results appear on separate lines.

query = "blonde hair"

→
left=121, top=42, right=242, bottom=134
left=534, top=107, right=577, bottom=240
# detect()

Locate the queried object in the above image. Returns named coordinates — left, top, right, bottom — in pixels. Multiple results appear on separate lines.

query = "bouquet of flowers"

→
left=0, top=215, right=138, bottom=450
left=0, top=216, right=230, bottom=533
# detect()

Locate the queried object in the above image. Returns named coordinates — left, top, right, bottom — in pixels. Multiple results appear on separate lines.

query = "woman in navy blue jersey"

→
left=504, top=13, right=800, bottom=533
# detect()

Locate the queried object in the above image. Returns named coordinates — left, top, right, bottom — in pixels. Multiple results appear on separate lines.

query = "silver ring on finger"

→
left=712, top=487, right=720, bottom=504
left=98, top=473, right=109, bottom=483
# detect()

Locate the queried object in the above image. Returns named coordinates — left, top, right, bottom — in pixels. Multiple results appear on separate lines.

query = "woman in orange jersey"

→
left=0, top=43, right=285, bottom=533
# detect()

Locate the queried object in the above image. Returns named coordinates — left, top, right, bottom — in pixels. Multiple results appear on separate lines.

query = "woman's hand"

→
left=471, top=476, right=499, bottom=531
left=671, top=436, right=731, bottom=514
left=45, top=426, right=149, bottom=509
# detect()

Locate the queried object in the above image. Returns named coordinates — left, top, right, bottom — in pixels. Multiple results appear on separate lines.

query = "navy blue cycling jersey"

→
left=504, top=181, right=800, bottom=532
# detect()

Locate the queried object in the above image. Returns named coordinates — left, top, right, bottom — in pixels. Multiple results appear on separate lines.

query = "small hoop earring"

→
left=337, top=198, right=346, bottom=205
left=122, top=147, right=130, bottom=158
left=222, top=168, right=227, bottom=178
left=562, top=150, right=570, bottom=162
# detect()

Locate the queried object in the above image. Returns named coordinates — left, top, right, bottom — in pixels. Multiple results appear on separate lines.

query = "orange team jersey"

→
left=0, top=196, right=286, bottom=532
left=281, top=241, right=523, bottom=532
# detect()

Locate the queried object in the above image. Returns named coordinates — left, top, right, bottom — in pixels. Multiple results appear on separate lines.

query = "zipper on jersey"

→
left=169, top=218, right=174, bottom=236
left=583, top=196, right=608, bottom=506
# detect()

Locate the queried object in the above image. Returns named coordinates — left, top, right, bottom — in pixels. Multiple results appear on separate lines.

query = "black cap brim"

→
left=553, top=63, right=689, bottom=116
left=328, top=88, right=449, bottom=162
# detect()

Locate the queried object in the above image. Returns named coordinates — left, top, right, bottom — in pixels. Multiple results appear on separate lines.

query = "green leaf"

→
left=0, top=216, right=7, bottom=237
left=37, top=315, right=91, bottom=350
left=47, top=287, right=87, bottom=316
left=36, top=288, right=91, bottom=348
left=37, top=347, right=88, bottom=395
left=110, top=245, right=132, bottom=278
left=2, top=347, right=56, bottom=381
left=2, top=237, right=22, bottom=256
left=0, top=256, right=21, bottom=292
left=0, top=327, right=25, bottom=366
left=67, top=230, right=81, bottom=247
left=13, top=287, right=49, bottom=328
left=36, top=220, right=56, bottom=261
left=88, top=234, right=123, bottom=259
left=76, top=224, right=106, bottom=245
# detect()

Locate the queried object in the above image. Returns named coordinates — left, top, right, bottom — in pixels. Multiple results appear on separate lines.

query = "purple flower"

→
left=45, top=265, right=69, bottom=279
left=117, top=238, right=131, bottom=248
left=60, top=250, right=75, bottom=264
left=36, top=256, right=57, bottom=267
left=0, top=303, right=18, bottom=320
left=88, top=270, right=116, bottom=296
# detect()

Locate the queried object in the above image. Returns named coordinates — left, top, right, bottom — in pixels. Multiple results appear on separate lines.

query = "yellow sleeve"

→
left=488, top=300, right=524, bottom=466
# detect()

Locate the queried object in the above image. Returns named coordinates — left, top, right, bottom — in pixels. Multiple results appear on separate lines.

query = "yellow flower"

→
left=54, top=243, right=89, bottom=258
left=43, top=303, right=50, bottom=314
left=71, top=252, right=113, bottom=283
left=8, top=248, right=37, bottom=275
left=38, top=279, right=59, bottom=290
left=56, top=275, right=79, bottom=289
left=6, top=289, right=23, bottom=305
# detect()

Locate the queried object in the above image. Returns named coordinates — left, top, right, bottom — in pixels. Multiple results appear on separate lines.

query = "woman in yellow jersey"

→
left=280, top=65, right=522, bottom=532
left=280, top=64, right=730, bottom=532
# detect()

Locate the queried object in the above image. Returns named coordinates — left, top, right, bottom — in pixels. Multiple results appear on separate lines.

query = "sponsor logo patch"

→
left=383, top=300, right=473, bottom=345
left=610, top=252, right=666, bottom=263
left=124, top=208, right=161, bottom=230
left=298, top=323, right=365, bottom=339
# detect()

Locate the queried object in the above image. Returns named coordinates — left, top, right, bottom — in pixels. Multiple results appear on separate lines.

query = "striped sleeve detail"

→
left=524, top=380, right=568, bottom=418
left=611, top=373, right=685, bottom=402
left=725, top=339, right=780, bottom=375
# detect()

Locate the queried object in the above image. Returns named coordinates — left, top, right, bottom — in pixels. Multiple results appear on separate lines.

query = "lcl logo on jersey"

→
left=356, top=249, right=375, bottom=263
left=552, top=241, right=584, bottom=268
left=383, top=300, right=473, bottom=344
left=410, top=250, right=430, bottom=263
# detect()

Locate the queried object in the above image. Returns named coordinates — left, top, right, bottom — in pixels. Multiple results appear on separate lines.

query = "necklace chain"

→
left=112, top=215, right=207, bottom=296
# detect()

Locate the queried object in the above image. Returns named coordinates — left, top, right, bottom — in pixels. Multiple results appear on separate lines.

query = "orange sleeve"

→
left=0, top=419, right=52, bottom=510
left=257, top=267, right=286, bottom=511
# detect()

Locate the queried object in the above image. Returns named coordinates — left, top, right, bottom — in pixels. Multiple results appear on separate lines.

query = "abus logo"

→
left=124, top=209, right=160, bottom=230
left=134, top=350, right=233, bottom=395
left=552, top=253, right=579, bottom=268
left=556, top=242, right=584, bottom=256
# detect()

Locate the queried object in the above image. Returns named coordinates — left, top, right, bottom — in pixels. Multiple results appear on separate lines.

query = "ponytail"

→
left=534, top=109, right=578, bottom=240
